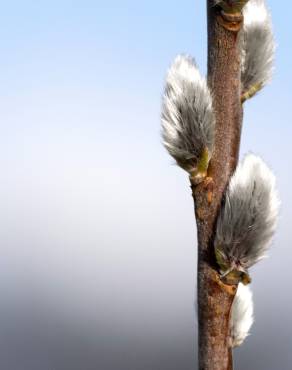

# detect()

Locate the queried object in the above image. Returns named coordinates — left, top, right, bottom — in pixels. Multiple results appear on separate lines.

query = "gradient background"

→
left=0, top=1, right=291, bottom=369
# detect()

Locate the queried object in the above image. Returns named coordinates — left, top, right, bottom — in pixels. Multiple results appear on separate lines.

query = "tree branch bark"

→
left=192, top=2, right=244, bottom=369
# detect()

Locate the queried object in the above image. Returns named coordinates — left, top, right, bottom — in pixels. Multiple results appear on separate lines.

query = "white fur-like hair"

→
left=161, top=55, right=215, bottom=173
left=241, top=0, right=275, bottom=95
left=230, top=283, right=254, bottom=347
left=215, top=154, right=279, bottom=272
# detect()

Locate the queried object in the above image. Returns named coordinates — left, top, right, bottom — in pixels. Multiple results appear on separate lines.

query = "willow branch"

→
left=193, top=1, right=245, bottom=369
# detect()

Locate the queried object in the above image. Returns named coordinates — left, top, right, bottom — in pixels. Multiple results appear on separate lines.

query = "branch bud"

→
left=214, top=154, right=280, bottom=282
left=230, top=283, right=254, bottom=347
left=161, top=55, right=215, bottom=182
left=241, top=0, right=275, bottom=101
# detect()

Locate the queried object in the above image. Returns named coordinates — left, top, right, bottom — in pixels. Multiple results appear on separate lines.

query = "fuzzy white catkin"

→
left=215, top=154, right=280, bottom=272
left=161, top=55, right=215, bottom=173
left=230, top=283, right=254, bottom=348
left=241, top=0, right=275, bottom=94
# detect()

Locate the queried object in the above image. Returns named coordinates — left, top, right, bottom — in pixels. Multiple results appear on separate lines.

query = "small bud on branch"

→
left=241, top=0, right=275, bottom=102
left=215, top=154, right=280, bottom=281
left=161, top=55, right=215, bottom=183
left=230, top=283, right=254, bottom=347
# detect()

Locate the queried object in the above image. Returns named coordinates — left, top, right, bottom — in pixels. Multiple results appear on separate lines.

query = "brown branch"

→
left=193, top=1, right=244, bottom=369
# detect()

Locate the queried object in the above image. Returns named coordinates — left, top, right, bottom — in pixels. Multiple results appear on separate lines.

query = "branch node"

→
left=216, top=11, right=243, bottom=32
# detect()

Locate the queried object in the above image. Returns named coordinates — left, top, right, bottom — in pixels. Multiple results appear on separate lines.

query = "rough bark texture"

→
left=192, top=2, right=244, bottom=370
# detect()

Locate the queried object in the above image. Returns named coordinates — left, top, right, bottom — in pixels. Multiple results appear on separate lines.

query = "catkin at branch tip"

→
left=230, top=283, right=254, bottom=348
left=161, top=55, right=215, bottom=174
left=215, top=153, right=280, bottom=273
left=242, top=0, right=275, bottom=96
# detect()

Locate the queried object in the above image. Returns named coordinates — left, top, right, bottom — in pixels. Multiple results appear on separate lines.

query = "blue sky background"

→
left=0, top=1, right=291, bottom=369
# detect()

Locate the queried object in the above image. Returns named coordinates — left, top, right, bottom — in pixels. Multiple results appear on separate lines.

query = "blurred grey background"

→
left=0, top=0, right=291, bottom=369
